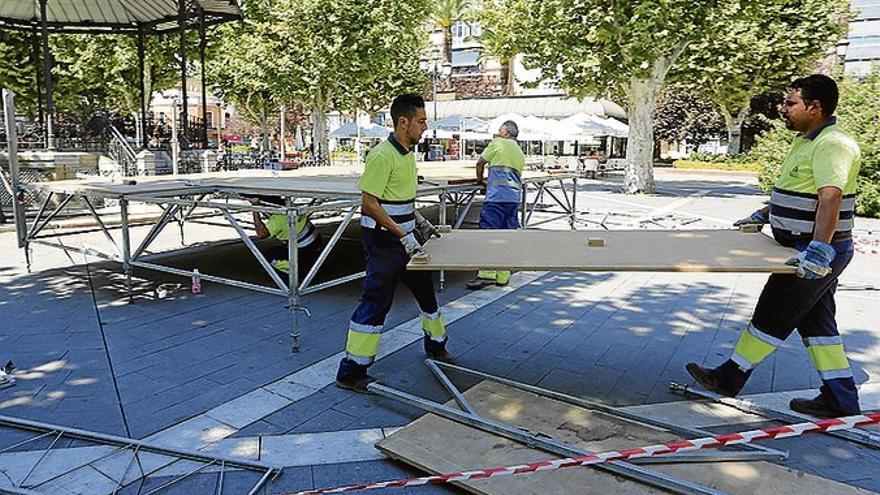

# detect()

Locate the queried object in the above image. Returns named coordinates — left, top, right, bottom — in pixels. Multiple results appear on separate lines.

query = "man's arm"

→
left=813, top=186, right=842, bottom=243
left=475, top=157, right=487, bottom=183
left=249, top=199, right=270, bottom=239
left=362, top=192, right=406, bottom=238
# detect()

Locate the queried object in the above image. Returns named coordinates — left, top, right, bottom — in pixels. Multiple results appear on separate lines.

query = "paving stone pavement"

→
left=2, top=168, right=880, bottom=494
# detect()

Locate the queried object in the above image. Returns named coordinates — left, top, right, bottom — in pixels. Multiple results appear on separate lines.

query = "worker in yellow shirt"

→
left=466, top=121, right=526, bottom=290
left=686, top=75, right=862, bottom=417
left=249, top=196, right=322, bottom=280
left=336, top=94, right=451, bottom=393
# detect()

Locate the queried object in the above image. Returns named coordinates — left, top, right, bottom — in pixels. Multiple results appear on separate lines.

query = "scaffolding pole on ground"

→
left=669, top=381, right=880, bottom=450
left=366, top=360, right=793, bottom=495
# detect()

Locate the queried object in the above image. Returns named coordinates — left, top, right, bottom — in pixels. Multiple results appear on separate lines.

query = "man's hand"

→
left=785, top=240, right=836, bottom=279
left=399, top=232, right=424, bottom=257
left=733, top=209, right=769, bottom=227
left=414, top=210, right=440, bottom=243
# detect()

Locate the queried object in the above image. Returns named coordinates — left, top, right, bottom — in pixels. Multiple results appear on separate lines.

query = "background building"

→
left=840, top=0, right=880, bottom=75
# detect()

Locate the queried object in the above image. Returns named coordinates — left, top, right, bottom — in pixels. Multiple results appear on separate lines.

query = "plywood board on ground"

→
left=377, top=381, right=870, bottom=495
left=407, top=229, right=797, bottom=273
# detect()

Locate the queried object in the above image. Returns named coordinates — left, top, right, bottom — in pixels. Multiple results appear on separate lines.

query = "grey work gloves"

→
left=413, top=210, right=441, bottom=245
left=733, top=209, right=769, bottom=227
left=786, top=240, right=836, bottom=279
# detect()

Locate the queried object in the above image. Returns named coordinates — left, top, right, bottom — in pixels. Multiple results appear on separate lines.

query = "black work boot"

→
left=789, top=395, right=851, bottom=418
left=424, top=335, right=454, bottom=363
left=335, top=358, right=375, bottom=394
left=685, top=360, right=750, bottom=397
left=466, top=277, right=495, bottom=290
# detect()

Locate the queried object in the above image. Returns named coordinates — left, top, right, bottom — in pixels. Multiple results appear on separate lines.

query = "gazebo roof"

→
left=0, top=0, right=242, bottom=34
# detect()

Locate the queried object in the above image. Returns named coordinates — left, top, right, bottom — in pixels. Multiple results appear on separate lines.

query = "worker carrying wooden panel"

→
left=687, top=75, right=864, bottom=418
left=335, top=94, right=452, bottom=394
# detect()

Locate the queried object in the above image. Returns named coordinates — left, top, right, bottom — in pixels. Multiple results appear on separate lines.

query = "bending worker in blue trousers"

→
left=466, top=120, right=526, bottom=290
left=687, top=74, right=862, bottom=417
left=336, top=94, right=452, bottom=393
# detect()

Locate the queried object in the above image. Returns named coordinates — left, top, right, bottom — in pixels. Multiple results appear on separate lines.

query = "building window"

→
left=452, top=49, right=481, bottom=66
left=205, top=111, right=214, bottom=126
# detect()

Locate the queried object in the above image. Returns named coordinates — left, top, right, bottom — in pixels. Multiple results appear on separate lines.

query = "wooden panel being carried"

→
left=377, top=381, right=870, bottom=495
left=407, top=229, right=797, bottom=274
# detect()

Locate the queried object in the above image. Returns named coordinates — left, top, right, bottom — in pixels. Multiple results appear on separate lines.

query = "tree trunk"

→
left=506, top=57, right=515, bottom=96
left=443, top=28, right=453, bottom=64
left=623, top=76, right=662, bottom=194
left=499, top=59, right=510, bottom=95
left=260, top=114, right=270, bottom=152
left=622, top=48, right=686, bottom=194
left=311, top=90, right=329, bottom=166
left=720, top=105, right=750, bottom=155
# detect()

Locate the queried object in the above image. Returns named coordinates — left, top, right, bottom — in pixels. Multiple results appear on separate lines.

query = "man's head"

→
left=498, top=120, right=519, bottom=140
left=781, top=74, right=839, bottom=132
left=390, top=94, right=428, bottom=144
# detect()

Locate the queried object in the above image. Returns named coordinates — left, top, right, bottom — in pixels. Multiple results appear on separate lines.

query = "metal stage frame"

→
left=5, top=93, right=579, bottom=352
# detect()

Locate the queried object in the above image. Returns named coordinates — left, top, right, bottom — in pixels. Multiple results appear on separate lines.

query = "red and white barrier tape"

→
left=279, top=412, right=880, bottom=495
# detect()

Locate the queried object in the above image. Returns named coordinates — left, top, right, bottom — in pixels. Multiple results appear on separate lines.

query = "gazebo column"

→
left=178, top=0, right=189, bottom=148
left=31, top=29, right=44, bottom=127
left=38, top=0, right=55, bottom=149
left=199, top=10, right=208, bottom=148
left=137, top=26, right=148, bottom=148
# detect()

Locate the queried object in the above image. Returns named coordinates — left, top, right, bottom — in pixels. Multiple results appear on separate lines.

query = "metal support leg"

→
left=119, top=199, right=133, bottom=301
left=520, top=183, right=528, bottom=227
left=452, top=190, right=477, bottom=229
left=132, top=203, right=181, bottom=260
left=439, top=194, right=447, bottom=291
left=82, top=196, right=122, bottom=259
left=524, top=181, right=547, bottom=227
left=287, top=200, right=306, bottom=353
left=30, top=193, right=73, bottom=238
left=222, top=209, right=288, bottom=293
left=299, top=205, right=357, bottom=292
left=571, top=177, right=578, bottom=229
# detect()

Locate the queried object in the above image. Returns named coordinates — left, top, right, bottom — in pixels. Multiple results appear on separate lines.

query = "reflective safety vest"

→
left=769, top=119, right=860, bottom=246
left=357, top=135, right=418, bottom=234
left=482, top=137, right=526, bottom=203
left=265, top=214, right=318, bottom=248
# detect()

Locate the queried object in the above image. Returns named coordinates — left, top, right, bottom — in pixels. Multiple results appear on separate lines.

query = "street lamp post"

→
left=419, top=58, right=453, bottom=122
left=419, top=58, right=452, bottom=160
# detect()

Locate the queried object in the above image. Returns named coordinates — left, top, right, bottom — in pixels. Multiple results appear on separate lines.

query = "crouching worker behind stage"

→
left=336, top=94, right=452, bottom=393
left=249, top=196, right=323, bottom=280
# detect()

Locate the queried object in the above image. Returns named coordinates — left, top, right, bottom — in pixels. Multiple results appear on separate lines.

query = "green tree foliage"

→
left=225, top=0, right=429, bottom=162
left=673, top=0, right=849, bottom=154
left=0, top=30, right=40, bottom=118
left=751, top=73, right=880, bottom=217
left=49, top=34, right=182, bottom=120
left=2, top=30, right=187, bottom=122
left=507, top=0, right=737, bottom=193
left=469, top=0, right=522, bottom=96
left=654, top=90, right=725, bottom=150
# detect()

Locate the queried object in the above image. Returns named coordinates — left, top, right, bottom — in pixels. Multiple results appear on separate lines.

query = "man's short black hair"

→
left=790, top=74, right=839, bottom=117
left=390, top=94, right=425, bottom=127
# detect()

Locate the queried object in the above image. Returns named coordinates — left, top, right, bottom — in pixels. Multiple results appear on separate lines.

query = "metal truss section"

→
left=0, top=415, right=280, bottom=495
